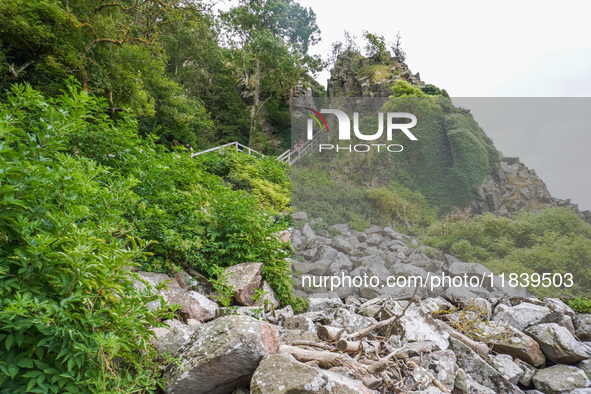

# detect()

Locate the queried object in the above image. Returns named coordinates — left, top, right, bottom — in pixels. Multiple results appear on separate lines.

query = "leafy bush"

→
left=423, top=207, right=591, bottom=296
left=43, top=82, right=299, bottom=309
left=292, top=170, right=437, bottom=233
left=367, top=182, right=437, bottom=233
left=0, top=84, right=174, bottom=392
left=196, top=148, right=290, bottom=212
left=567, top=298, right=591, bottom=313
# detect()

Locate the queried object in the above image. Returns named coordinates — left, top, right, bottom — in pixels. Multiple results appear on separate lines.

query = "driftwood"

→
left=278, top=290, right=455, bottom=392
left=317, top=325, right=344, bottom=342
left=279, top=345, right=373, bottom=379
left=434, top=319, right=489, bottom=358
left=336, top=340, right=360, bottom=352
left=347, top=295, right=417, bottom=340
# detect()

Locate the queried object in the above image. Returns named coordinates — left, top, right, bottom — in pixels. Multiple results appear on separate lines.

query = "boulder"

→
left=174, top=291, right=218, bottom=321
left=292, top=212, right=309, bottom=221
left=331, top=223, right=351, bottom=235
left=163, top=315, right=279, bottom=394
left=514, top=358, right=537, bottom=386
left=544, top=298, right=575, bottom=318
left=151, top=319, right=199, bottom=356
left=276, top=230, right=290, bottom=243
left=279, top=329, right=320, bottom=344
left=324, top=308, right=377, bottom=333
left=416, top=350, right=457, bottom=391
left=257, top=281, right=280, bottom=310
left=223, top=262, right=263, bottom=306
left=316, top=245, right=338, bottom=261
left=493, top=302, right=556, bottom=331
left=250, top=353, right=374, bottom=393
left=307, top=294, right=345, bottom=312
left=302, top=223, right=316, bottom=241
left=133, top=272, right=218, bottom=321
left=532, top=365, right=590, bottom=393
left=364, top=225, right=383, bottom=235
left=489, top=354, right=524, bottom=385
left=291, top=230, right=306, bottom=250
left=453, top=368, right=496, bottom=394
left=364, top=233, right=384, bottom=246
left=576, top=314, right=591, bottom=341
left=474, top=321, right=545, bottom=367
left=393, top=308, right=449, bottom=351
left=450, top=338, right=523, bottom=393
left=331, top=236, right=354, bottom=254
left=525, top=323, right=589, bottom=364
left=446, top=262, right=493, bottom=289
left=578, top=359, right=591, bottom=380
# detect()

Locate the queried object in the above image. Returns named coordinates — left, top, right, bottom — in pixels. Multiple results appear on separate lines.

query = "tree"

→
left=363, top=30, right=389, bottom=63
left=220, top=0, right=322, bottom=147
left=391, top=31, right=406, bottom=62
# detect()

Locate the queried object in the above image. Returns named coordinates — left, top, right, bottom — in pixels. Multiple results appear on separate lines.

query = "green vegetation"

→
left=292, top=170, right=436, bottom=233
left=0, top=0, right=320, bottom=152
left=296, top=96, right=499, bottom=216
left=0, top=83, right=300, bottom=392
left=357, top=64, right=393, bottom=83
left=362, top=31, right=390, bottom=63
left=0, top=84, right=176, bottom=392
left=423, top=207, right=591, bottom=297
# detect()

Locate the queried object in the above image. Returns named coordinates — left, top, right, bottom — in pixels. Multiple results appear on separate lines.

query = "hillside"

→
left=2, top=0, right=591, bottom=393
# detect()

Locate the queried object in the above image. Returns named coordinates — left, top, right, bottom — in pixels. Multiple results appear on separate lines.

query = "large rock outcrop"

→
left=470, top=154, right=591, bottom=224
left=327, top=51, right=425, bottom=98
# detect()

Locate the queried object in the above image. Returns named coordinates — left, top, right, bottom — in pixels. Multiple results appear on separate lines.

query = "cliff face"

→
left=324, top=53, right=591, bottom=223
left=327, top=51, right=425, bottom=97
left=470, top=154, right=591, bottom=224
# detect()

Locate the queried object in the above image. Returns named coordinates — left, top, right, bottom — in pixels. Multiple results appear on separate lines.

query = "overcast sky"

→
left=295, top=0, right=591, bottom=210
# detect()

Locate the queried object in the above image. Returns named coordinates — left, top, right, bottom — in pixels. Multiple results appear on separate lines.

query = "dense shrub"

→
left=292, top=170, right=437, bottom=233
left=0, top=84, right=174, bottom=392
left=423, top=207, right=591, bottom=296
left=196, top=148, right=290, bottom=212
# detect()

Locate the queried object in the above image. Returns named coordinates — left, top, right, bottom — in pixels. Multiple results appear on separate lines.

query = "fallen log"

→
left=317, top=325, right=345, bottom=342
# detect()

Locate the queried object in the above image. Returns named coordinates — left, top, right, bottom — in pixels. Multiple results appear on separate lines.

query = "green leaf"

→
left=17, top=358, right=34, bottom=368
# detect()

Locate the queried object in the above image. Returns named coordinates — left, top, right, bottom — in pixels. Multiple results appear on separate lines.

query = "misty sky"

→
left=294, top=0, right=591, bottom=210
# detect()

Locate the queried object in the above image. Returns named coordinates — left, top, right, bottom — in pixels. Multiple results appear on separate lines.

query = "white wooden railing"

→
left=191, top=132, right=327, bottom=166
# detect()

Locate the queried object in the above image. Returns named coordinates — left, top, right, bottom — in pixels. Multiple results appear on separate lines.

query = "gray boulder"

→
left=489, top=354, right=524, bottom=385
left=223, top=262, right=263, bottom=306
left=133, top=272, right=218, bottom=321
left=151, top=319, right=199, bottom=356
left=525, top=323, right=590, bottom=364
left=514, top=358, right=537, bottom=386
left=453, top=368, right=496, bottom=394
left=163, top=315, right=279, bottom=394
left=316, top=245, right=338, bottom=261
left=493, top=302, right=555, bottom=331
left=576, top=314, right=591, bottom=341
left=250, top=353, right=374, bottom=393
left=450, top=338, right=523, bottom=393
left=578, top=359, right=591, bottom=380
left=292, top=212, right=309, bottom=221
left=474, top=321, right=545, bottom=367
left=393, top=308, right=449, bottom=351
left=331, top=236, right=354, bottom=254
left=532, top=364, right=590, bottom=393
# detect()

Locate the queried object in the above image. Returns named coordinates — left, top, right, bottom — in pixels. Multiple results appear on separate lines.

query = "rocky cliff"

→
left=327, top=51, right=425, bottom=98
left=470, top=153, right=591, bottom=225
left=325, top=53, right=591, bottom=224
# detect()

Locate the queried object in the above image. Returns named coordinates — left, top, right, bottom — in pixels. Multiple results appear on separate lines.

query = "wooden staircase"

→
left=192, top=131, right=327, bottom=166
